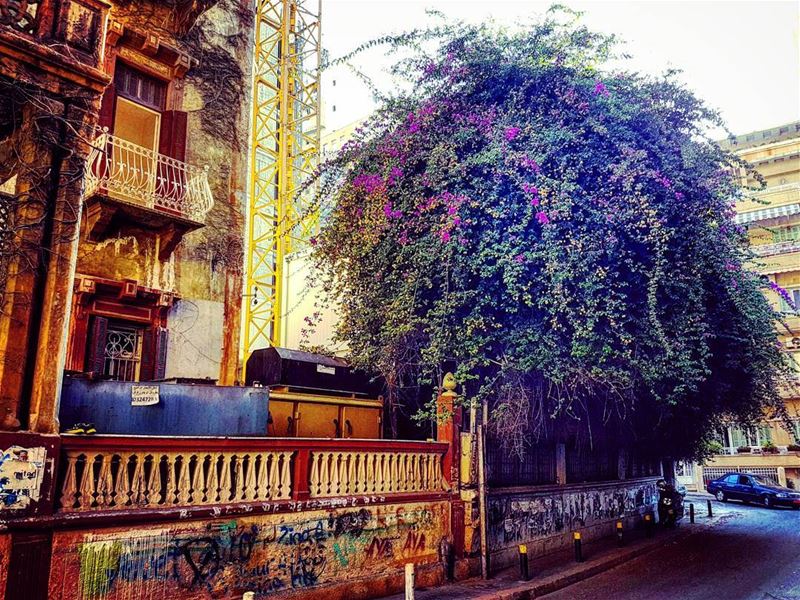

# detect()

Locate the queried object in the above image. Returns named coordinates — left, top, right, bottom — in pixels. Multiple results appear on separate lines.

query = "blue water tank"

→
left=59, top=376, right=269, bottom=436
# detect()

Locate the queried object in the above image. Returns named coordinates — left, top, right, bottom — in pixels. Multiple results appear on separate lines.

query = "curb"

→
left=473, top=525, right=705, bottom=600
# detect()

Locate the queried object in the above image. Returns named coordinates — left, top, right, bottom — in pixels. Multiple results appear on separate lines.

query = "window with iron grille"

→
left=102, top=324, right=143, bottom=382
left=485, top=435, right=556, bottom=487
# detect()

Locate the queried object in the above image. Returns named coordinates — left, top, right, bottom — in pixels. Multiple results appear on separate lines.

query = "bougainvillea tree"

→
left=312, top=10, right=794, bottom=457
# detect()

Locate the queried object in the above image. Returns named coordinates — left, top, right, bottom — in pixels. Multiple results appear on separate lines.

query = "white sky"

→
left=321, top=0, right=800, bottom=136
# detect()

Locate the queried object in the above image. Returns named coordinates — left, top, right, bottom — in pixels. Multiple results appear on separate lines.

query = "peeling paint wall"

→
left=48, top=500, right=449, bottom=599
left=487, top=479, right=658, bottom=569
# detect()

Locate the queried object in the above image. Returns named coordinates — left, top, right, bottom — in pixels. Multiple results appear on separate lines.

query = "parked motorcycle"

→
left=657, top=479, right=685, bottom=526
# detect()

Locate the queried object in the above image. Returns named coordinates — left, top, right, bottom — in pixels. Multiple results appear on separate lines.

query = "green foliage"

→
left=312, top=8, right=792, bottom=457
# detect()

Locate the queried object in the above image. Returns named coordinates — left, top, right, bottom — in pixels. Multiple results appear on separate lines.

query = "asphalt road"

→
left=542, top=495, right=800, bottom=600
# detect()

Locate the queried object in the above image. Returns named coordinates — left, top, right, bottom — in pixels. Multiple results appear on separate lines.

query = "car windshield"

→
left=748, top=475, right=768, bottom=485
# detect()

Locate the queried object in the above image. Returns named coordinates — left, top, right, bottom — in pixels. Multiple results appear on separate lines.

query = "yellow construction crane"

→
left=244, top=0, right=321, bottom=376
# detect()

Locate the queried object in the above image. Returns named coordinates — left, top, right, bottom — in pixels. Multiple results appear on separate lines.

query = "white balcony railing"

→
left=85, top=129, right=214, bottom=223
left=752, top=240, right=800, bottom=257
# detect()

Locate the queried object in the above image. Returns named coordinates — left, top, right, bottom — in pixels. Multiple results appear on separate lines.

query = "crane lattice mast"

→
left=244, top=0, right=321, bottom=375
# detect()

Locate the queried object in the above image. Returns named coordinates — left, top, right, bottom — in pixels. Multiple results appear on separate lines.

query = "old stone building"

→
left=0, top=0, right=253, bottom=439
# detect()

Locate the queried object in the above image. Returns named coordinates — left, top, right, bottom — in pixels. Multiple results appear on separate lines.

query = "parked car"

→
left=707, top=473, right=800, bottom=509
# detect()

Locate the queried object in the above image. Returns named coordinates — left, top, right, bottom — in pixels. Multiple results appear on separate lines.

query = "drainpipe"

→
left=477, top=396, right=490, bottom=579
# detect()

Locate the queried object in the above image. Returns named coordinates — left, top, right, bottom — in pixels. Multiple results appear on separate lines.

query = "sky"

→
left=321, top=0, right=800, bottom=137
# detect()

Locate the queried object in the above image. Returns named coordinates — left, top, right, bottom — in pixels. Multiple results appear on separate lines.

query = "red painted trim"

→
left=292, top=447, right=311, bottom=501
left=60, top=435, right=449, bottom=455
left=0, top=492, right=455, bottom=533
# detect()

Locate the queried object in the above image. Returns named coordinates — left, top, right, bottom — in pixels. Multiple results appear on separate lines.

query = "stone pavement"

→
left=383, top=495, right=731, bottom=600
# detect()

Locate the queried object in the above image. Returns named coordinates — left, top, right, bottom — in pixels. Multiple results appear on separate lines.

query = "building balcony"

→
left=84, top=129, right=214, bottom=258
left=751, top=240, right=800, bottom=258
left=736, top=183, right=800, bottom=223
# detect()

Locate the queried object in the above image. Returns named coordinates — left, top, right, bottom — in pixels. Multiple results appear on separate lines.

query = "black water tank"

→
left=245, top=347, right=377, bottom=395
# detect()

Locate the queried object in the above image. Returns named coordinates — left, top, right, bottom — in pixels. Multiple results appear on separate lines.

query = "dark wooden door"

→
left=5, top=532, right=52, bottom=600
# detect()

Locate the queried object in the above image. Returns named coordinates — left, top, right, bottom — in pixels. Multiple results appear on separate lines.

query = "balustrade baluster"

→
left=146, top=454, right=162, bottom=506
left=78, top=454, right=97, bottom=510
left=365, top=453, right=375, bottom=494
left=345, top=453, right=356, bottom=496
left=177, top=455, right=192, bottom=505
left=219, top=454, right=232, bottom=502
left=95, top=454, right=114, bottom=507
left=206, top=454, right=221, bottom=503
left=254, top=453, right=268, bottom=499
left=279, top=451, right=292, bottom=499
left=164, top=453, right=177, bottom=505
left=60, top=453, right=79, bottom=510
left=190, top=455, right=206, bottom=504
left=309, top=452, right=321, bottom=497
left=116, top=453, right=132, bottom=507
left=244, top=455, right=257, bottom=501
left=129, top=454, right=145, bottom=505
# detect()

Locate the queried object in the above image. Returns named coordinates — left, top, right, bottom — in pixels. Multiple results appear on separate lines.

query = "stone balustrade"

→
left=57, top=436, right=449, bottom=513
left=309, top=450, right=445, bottom=497
left=60, top=447, right=293, bottom=511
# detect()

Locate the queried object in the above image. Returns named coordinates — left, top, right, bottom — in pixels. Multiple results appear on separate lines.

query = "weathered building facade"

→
left=0, top=0, right=253, bottom=439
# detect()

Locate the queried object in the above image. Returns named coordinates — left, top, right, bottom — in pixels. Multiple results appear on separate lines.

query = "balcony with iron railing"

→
left=84, top=129, right=215, bottom=256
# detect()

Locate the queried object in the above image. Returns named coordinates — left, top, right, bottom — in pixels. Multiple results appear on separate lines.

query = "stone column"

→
left=777, top=466, right=787, bottom=487
left=555, top=442, right=567, bottom=485
left=0, top=98, right=64, bottom=430
left=437, top=372, right=462, bottom=486
left=27, top=98, right=98, bottom=434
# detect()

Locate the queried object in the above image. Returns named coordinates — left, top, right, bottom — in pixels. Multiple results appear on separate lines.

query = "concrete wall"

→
left=487, top=478, right=658, bottom=571
left=47, top=500, right=450, bottom=599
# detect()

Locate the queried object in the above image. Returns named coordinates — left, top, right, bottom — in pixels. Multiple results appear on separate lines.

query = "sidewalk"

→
left=384, top=503, right=729, bottom=600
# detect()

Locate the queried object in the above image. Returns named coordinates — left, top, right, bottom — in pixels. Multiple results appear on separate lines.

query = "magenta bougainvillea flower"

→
left=504, top=126, right=520, bottom=141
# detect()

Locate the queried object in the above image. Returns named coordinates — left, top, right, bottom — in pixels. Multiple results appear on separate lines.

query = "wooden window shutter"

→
left=85, top=316, right=108, bottom=374
left=98, top=83, right=116, bottom=131
left=154, top=327, right=168, bottom=380
left=140, top=327, right=155, bottom=381
left=158, top=111, right=188, bottom=162
left=140, top=326, right=168, bottom=381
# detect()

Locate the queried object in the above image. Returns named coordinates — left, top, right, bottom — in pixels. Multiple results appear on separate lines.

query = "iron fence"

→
left=485, top=436, right=556, bottom=487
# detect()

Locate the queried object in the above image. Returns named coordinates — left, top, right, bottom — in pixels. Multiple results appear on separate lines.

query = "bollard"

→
left=616, top=521, right=624, bottom=546
left=707, top=499, right=713, bottom=518
left=519, top=544, right=530, bottom=581
left=405, top=563, right=415, bottom=600
left=689, top=502, right=695, bottom=524
left=573, top=531, right=583, bottom=562
left=644, top=513, right=653, bottom=537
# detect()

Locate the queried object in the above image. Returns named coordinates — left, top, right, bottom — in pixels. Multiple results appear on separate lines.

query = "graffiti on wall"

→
left=0, top=446, right=46, bottom=509
left=488, top=481, right=657, bottom=548
left=49, top=501, right=448, bottom=599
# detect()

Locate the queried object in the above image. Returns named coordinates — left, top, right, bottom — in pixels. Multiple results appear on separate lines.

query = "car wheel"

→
left=715, top=490, right=727, bottom=502
left=763, top=496, right=773, bottom=509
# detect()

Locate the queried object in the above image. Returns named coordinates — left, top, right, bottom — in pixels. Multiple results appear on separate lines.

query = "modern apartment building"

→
left=690, top=122, right=800, bottom=491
